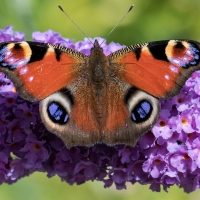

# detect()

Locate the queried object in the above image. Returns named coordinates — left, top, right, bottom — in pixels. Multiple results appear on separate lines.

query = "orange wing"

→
left=108, top=40, right=200, bottom=98
left=0, top=41, right=88, bottom=101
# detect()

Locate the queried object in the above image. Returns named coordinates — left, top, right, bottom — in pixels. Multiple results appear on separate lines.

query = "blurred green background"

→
left=1, top=0, right=200, bottom=199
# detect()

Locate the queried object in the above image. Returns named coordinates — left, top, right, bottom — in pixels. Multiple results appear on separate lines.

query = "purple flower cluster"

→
left=0, top=26, right=200, bottom=193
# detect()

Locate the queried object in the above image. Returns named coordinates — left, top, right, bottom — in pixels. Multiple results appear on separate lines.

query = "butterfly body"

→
left=0, top=39, right=199, bottom=147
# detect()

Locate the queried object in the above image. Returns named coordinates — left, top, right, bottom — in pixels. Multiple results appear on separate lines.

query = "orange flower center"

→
left=184, top=154, right=190, bottom=160
left=181, top=118, right=188, bottom=125
left=125, top=146, right=131, bottom=150
left=12, top=125, right=18, bottom=132
left=26, top=112, right=32, bottom=118
left=7, top=98, right=14, bottom=104
left=147, top=131, right=154, bottom=137
left=159, top=120, right=166, bottom=127
left=34, top=144, right=41, bottom=151
left=187, top=133, right=193, bottom=138
left=177, top=98, right=183, bottom=103
left=154, top=159, right=161, bottom=164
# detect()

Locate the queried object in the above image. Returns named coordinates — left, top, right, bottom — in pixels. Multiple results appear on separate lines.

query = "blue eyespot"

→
left=47, top=101, right=69, bottom=124
left=0, top=47, right=7, bottom=62
left=131, top=100, right=152, bottom=123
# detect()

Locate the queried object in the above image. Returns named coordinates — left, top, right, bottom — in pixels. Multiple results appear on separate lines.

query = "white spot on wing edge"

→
left=141, top=43, right=151, bottom=55
left=19, top=66, right=28, bottom=75
left=170, top=65, right=179, bottom=73
left=46, top=47, right=55, bottom=56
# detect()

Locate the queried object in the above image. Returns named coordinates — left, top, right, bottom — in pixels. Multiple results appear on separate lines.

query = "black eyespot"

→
left=47, top=101, right=69, bottom=124
left=131, top=100, right=152, bottom=123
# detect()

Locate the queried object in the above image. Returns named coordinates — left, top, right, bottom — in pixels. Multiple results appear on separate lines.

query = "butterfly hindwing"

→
left=0, top=41, right=88, bottom=101
left=109, top=40, right=200, bottom=98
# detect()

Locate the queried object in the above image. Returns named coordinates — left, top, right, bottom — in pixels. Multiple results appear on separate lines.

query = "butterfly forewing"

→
left=108, top=39, right=200, bottom=98
left=0, top=41, right=88, bottom=101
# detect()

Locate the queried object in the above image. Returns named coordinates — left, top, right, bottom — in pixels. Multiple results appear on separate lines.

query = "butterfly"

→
left=0, top=39, right=199, bottom=148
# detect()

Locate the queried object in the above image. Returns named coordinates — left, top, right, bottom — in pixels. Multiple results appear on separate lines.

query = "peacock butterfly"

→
left=0, top=38, right=199, bottom=148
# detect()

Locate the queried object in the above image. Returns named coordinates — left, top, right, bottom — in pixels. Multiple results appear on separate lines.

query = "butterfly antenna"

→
left=58, top=5, right=93, bottom=44
left=100, top=4, right=134, bottom=46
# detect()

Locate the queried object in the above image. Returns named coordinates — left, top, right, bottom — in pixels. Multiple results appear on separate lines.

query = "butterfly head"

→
left=90, top=40, right=103, bottom=54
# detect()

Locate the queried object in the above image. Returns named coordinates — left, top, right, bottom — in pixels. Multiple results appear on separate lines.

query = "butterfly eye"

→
left=39, top=90, right=72, bottom=132
left=126, top=88, right=160, bottom=128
